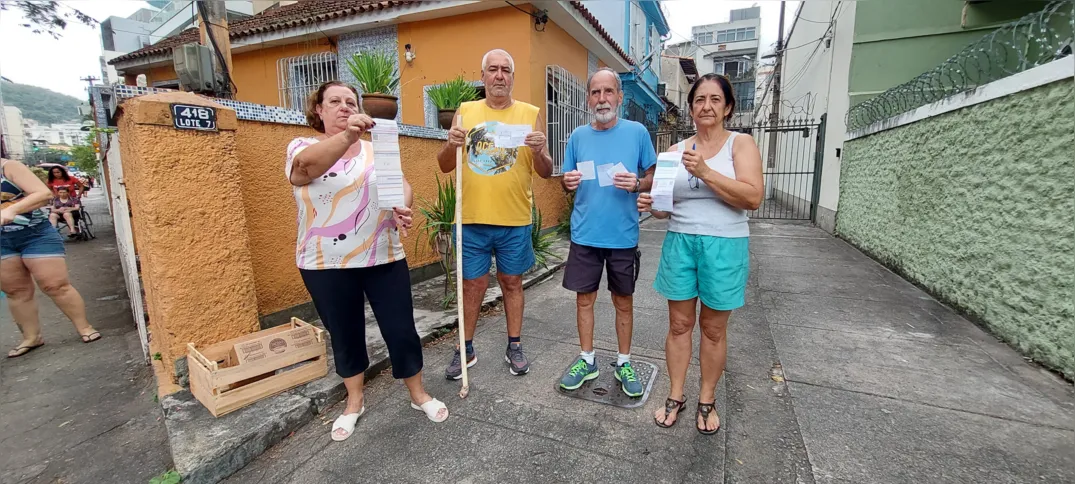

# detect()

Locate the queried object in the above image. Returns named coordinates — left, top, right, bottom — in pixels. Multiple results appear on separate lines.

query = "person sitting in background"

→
left=48, top=186, right=80, bottom=236
left=47, top=166, right=85, bottom=199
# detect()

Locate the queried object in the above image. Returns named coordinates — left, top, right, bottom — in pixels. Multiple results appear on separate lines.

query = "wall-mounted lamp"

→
left=405, top=43, right=416, bottom=63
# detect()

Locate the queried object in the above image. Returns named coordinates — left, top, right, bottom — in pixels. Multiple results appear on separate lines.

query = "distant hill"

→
left=1, top=80, right=83, bottom=125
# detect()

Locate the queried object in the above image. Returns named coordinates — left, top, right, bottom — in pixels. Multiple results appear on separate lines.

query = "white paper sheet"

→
left=651, top=152, right=681, bottom=212
left=596, top=163, right=616, bottom=187
left=606, top=162, right=629, bottom=178
left=370, top=119, right=405, bottom=209
left=493, top=124, right=531, bottom=148
left=577, top=161, right=596, bottom=180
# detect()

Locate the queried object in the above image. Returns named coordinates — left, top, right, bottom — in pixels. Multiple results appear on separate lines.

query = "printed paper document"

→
left=370, top=119, right=405, bottom=209
left=493, top=124, right=531, bottom=148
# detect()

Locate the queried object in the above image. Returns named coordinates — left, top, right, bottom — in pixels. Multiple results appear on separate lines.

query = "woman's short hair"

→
left=687, top=73, right=737, bottom=121
left=305, top=81, right=362, bottom=133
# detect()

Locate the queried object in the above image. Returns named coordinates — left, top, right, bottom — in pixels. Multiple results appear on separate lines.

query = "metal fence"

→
left=546, top=65, right=589, bottom=176
left=654, top=115, right=825, bottom=221
left=847, top=1, right=1074, bottom=131
left=277, top=52, right=339, bottom=111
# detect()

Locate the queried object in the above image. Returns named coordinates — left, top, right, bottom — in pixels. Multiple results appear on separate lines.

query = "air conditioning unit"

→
left=172, top=43, right=215, bottom=92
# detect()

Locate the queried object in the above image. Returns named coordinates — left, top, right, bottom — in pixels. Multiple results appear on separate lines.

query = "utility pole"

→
left=196, top=1, right=233, bottom=99
left=766, top=1, right=786, bottom=169
left=79, top=76, right=99, bottom=89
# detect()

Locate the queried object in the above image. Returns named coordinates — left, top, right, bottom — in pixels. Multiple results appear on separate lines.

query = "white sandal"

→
left=410, top=398, right=449, bottom=423
left=331, top=406, right=365, bottom=442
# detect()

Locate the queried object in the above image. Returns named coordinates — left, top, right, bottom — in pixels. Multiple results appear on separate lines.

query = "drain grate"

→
left=554, top=353, right=658, bottom=409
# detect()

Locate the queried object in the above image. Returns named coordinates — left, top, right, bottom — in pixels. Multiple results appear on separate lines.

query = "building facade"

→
left=690, top=6, right=761, bottom=111
left=584, top=0, right=671, bottom=132
left=26, top=123, right=88, bottom=147
left=1, top=106, right=26, bottom=160
left=107, top=0, right=636, bottom=177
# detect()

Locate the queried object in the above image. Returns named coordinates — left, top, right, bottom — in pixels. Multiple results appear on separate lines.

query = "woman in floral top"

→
left=286, top=81, right=448, bottom=441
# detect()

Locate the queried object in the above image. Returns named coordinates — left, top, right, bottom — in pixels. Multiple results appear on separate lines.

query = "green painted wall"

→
left=849, top=0, right=1051, bottom=107
left=837, top=80, right=1075, bottom=379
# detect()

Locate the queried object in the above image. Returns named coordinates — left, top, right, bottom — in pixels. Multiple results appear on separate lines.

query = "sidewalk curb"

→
left=159, top=256, right=567, bottom=484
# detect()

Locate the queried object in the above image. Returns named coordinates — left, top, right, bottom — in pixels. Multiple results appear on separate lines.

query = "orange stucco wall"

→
left=231, top=39, right=335, bottom=106
left=233, top=121, right=445, bottom=316
left=116, top=92, right=260, bottom=377
left=396, top=7, right=533, bottom=126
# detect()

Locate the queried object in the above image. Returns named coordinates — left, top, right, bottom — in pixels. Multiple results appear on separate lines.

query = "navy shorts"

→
left=1, top=222, right=65, bottom=260
left=459, top=224, right=534, bottom=280
left=562, top=242, right=640, bottom=295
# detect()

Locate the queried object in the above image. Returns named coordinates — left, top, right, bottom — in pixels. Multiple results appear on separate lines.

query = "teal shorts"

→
left=653, top=232, right=749, bottom=311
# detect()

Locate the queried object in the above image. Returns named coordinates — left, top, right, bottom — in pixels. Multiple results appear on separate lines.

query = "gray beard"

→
left=593, top=110, right=617, bottom=124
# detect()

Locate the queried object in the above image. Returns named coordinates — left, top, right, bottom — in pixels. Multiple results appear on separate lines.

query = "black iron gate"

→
left=654, top=114, right=826, bottom=222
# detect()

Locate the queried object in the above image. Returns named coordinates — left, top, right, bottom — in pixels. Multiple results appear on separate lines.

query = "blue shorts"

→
left=653, top=231, right=749, bottom=311
left=1, top=222, right=66, bottom=260
left=459, top=224, right=534, bottom=280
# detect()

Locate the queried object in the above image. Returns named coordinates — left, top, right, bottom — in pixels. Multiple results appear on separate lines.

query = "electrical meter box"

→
left=173, top=43, right=215, bottom=92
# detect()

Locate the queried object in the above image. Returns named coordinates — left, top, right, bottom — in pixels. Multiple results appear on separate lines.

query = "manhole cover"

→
left=555, top=353, right=658, bottom=409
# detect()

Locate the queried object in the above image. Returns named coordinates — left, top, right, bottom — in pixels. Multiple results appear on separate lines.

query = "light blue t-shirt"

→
left=563, top=119, right=657, bottom=249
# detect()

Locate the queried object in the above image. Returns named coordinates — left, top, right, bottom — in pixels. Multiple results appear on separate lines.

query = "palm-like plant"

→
left=428, top=76, right=479, bottom=111
left=531, top=202, right=560, bottom=270
left=346, top=50, right=399, bottom=94
left=415, top=174, right=457, bottom=307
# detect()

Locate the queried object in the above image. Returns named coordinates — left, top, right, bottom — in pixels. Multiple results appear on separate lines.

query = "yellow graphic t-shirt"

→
left=457, top=100, right=540, bottom=227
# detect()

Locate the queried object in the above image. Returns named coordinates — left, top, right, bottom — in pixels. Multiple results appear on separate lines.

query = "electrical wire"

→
left=780, top=2, right=843, bottom=93
left=196, top=1, right=237, bottom=96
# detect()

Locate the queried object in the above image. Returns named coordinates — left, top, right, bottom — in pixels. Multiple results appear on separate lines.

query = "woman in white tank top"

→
left=638, top=74, right=764, bottom=435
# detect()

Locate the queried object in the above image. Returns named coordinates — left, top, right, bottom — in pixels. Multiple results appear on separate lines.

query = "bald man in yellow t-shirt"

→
left=437, top=48, right=553, bottom=380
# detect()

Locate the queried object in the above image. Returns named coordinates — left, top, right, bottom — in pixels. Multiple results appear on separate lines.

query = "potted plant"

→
left=415, top=174, right=457, bottom=308
left=346, top=50, right=400, bottom=119
left=428, top=76, right=479, bottom=129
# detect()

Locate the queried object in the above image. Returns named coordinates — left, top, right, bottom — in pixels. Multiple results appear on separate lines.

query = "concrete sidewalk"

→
left=0, top=190, right=172, bottom=484
left=228, top=218, right=1075, bottom=484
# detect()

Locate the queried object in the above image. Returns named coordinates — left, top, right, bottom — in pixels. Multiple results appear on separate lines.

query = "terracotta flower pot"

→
left=362, top=93, right=398, bottom=120
left=437, top=109, right=457, bottom=129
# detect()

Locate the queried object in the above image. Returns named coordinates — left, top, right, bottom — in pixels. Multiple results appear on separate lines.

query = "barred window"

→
left=545, top=65, right=589, bottom=176
left=277, top=52, right=339, bottom=110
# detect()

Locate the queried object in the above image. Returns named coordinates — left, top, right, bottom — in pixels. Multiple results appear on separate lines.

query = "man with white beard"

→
left=558, top=67, right=657, bottom=397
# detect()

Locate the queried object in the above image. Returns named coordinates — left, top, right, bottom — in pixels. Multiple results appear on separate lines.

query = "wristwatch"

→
left=633, top=178, right=641, bottom=193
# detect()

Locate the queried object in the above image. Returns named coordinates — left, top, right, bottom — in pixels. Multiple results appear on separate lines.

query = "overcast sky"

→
left=0, top=1, right=149, bottom=99
left=0, top=0, right=798, bottom=100
left=664, top=0, right=801, bottom=58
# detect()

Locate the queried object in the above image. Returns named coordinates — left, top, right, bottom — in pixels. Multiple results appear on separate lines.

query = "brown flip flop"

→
left=80, top=331, right=102, bottom=343
left=7, top=342, right=45, bottom=358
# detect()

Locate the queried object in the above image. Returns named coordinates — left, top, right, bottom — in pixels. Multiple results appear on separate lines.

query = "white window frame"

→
left=277, top=52, right=339, bottom=110
left=694, top=31, right=713, bottom=44
left=545, top=65, right=589, bottom=176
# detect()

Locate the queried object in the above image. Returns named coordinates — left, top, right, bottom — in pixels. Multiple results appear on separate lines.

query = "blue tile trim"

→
left=99, top=84, right=445, bottom=139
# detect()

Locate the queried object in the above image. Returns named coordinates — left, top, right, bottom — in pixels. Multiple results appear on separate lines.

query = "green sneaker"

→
left=559, top=357, right=599, bottom=390
left=615, top=361, right=644, bottom=397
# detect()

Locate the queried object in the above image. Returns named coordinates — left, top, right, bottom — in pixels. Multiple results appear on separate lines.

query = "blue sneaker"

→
left=615, top=361, right=644, bottom=397
left=559, top=357, right=599, bottom=390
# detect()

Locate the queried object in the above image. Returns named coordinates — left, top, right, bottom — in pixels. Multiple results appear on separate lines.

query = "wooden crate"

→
left=187, top=318, right=328, bottom=417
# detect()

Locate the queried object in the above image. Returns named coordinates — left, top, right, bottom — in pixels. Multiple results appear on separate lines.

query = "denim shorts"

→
left=458, top=224, right=534, bottom=280
left=653, top=231, right=749, bottom=311
left=1, top=221, right=66, bottom=260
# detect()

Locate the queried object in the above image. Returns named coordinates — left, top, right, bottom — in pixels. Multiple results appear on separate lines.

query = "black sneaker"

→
left=504, top=343, right=530, bottom=375
left=445, top=347, right=476, bottom=380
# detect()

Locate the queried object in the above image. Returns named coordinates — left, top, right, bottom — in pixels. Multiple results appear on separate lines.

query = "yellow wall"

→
left=123, top=39, right=334, bottom=107
left=397, top=7, right=533, bottom=126
left=232, top=121, right=446, bottom=316
left=231, top=39, right=335, bottom=106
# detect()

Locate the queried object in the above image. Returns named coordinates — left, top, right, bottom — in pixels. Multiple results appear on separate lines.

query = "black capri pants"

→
left=299, top=259, right=423, bottom=380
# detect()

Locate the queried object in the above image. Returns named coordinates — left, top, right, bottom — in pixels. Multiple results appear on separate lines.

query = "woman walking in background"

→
left=638, top=73, right=764, bottom=435
left=286, top=81, right=448, bottom=442
left=2, top=158, right=101, bottom=358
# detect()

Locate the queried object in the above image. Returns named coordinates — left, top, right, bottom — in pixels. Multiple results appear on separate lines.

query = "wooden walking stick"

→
left=454, top=114, right=470, bottom=399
